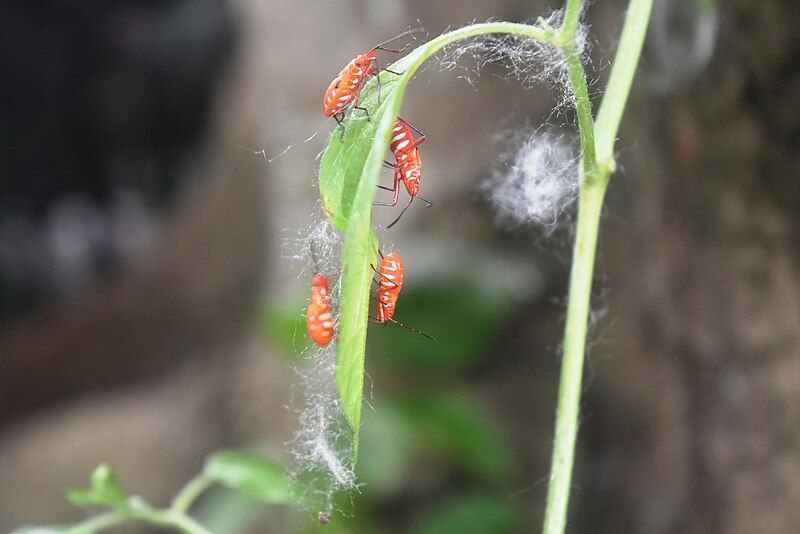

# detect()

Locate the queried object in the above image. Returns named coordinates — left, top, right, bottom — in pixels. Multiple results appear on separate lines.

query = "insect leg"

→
left=369, top=263, right=399, bottom=289
left=378, top=67, right=404, bottom=75
left=373, top=171, right=401, bottom=206
left=353, top=105, right=370, bottom=120
left=375, top=63, right=382, bottom=104
left=334, top=113, right=347, bottom=140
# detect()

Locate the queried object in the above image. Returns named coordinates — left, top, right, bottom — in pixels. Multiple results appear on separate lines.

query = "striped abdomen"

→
left=389, top=119, right=416, bottom=154
left=306, top=273, right=334, bottom=346
left=376, top=252, right=405, bottom=323
left=389, top=119, right=423, bottom=196
left=322, top=53, right=377, bottom=117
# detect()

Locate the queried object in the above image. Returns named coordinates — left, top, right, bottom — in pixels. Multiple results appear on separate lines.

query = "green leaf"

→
left=317, top=22, right=550, bottom=459
left=66, top=464, right=127, bottom=510
left=204, top=451, right=294, bottom=504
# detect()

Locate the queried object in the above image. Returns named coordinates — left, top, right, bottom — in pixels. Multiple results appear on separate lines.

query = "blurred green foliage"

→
left=205, top=451, right=296, bottom=504
left=66, top=464, right=128, bottom=510
left=411, top=494, right=519, bottom=534
left=367, top=274, right=512, bottom=372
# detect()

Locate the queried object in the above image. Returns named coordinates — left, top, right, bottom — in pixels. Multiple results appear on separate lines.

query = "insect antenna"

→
left=369, top=27, right=420, bottom=53
left=400, top=118, right=426, bottom=139
left=388, top=317, right=435, bottom=340
left=374, top=45, right=410, bottom=54
left=386, top=197, right=414, bottom=229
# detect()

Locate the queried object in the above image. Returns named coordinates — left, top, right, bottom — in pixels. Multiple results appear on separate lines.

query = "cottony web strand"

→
left=283, top=215, right=357, bottom=513
left=435, top=13, right=589, bottom=110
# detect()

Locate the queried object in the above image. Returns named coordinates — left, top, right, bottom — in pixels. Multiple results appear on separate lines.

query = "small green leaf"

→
left=66, top=464, right=127, bottom=509
left=318, top=22, right=550, bottom=460
left=204, top=451, right=294, bottom=504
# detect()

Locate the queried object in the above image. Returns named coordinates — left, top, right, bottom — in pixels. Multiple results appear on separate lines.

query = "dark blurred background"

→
left=1, top=0, right=799, bottom=532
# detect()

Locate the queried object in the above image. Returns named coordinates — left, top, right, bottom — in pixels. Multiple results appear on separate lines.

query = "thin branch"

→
left=542, top=0, right=654, bottom=533
left=595, top=0, right=655, bottom=164
left=171, top=474, right=213, bottom=514
left=561, top=0, right=584, bottom=43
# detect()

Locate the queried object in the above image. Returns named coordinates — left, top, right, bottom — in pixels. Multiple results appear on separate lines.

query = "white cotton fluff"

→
left=482, top=130, right=579, bottom=232
left=435, top=12, right=590, bottom=110
left=282, top=215, right=357, bottom=515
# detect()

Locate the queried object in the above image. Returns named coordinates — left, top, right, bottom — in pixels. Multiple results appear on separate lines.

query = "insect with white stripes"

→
left=372, top=250, right=433, bottom=339
left=322, top=34, right=408, bottom=123
left=374, top=118, right=432, bottom=228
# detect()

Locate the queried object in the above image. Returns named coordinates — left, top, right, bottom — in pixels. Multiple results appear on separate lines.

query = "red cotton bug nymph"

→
left=306, top=273, right=334, bottom=346
left=322, top=50, right=378, bottom=119
left=376, top=252, right=405, bottom=323
left=389, top=118, right=424, bottom=199
left=322, top=31, right=409, bottom=121
left=374, top=119, right=433, bottom=229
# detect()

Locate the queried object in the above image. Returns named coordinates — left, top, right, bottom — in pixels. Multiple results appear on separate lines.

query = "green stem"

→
left=171, top=474, right=213, bottom=514
left=561, top=0, right=584, bottom=43
left=595, top=0, right=654, bottom=163
left=542, top=0, right=653, bottom=533
left=542, top=171, right=609, bottom=534
left=154, top=511, right=215, bottom=534
left=408, top=21, right=551, bottom=63
left=563, top=44, right=596, bottom=178
left=67, top=511, right=127, bottom=534
left=129, top=498, right=213, bottom=534
left=65, top=497, right=213, bottom=534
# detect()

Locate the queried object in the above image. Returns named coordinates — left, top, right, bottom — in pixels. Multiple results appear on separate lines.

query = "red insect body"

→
left=306, top=273, right=334, bottom=346
left=389, top=119, right=425, bottom=198
left=323, top=50, right=379, bottom=118
left=375, top=252, right=405, bottom=323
